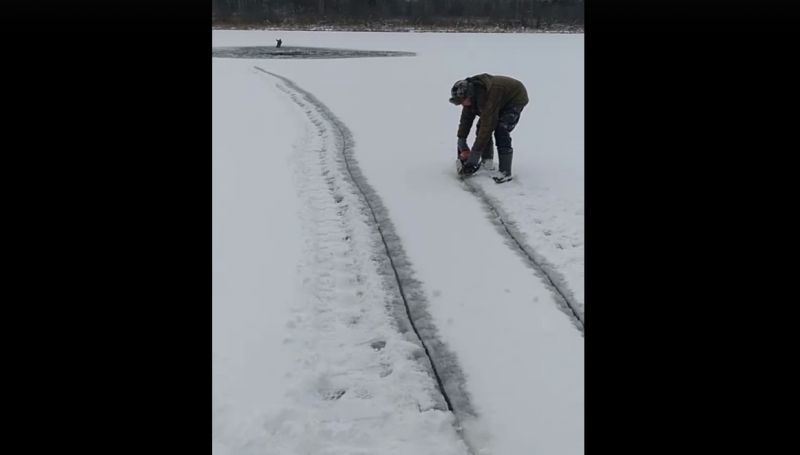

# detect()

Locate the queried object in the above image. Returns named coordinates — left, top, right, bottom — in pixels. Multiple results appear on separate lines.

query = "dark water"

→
left=212, top=46, right=415, bottom=59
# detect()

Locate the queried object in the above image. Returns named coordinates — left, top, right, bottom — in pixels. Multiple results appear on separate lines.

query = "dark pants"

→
left=476, top=104, right=525, bottom=159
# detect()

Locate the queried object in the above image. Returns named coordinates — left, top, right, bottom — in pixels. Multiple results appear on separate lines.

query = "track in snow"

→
left=461, top=177, right=585, bottom=334
left=254, top=67, right=478, bottom=452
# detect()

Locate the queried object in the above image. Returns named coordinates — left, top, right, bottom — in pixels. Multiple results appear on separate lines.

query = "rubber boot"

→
left=498, top=147, right=513, bottom=176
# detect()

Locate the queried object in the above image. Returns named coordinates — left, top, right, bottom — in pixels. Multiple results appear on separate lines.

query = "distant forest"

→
left=212, top=0, right=583, bottom=31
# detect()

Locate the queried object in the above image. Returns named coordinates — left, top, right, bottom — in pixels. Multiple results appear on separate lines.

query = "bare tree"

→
left=212, top=0, right=584, bottom=28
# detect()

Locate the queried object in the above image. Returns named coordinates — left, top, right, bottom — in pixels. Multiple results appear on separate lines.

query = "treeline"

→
left=212, top=0, right=583, bottom=30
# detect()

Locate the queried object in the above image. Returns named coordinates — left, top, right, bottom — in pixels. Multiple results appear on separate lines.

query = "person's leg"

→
left=494, top=105, right=524, bottom=176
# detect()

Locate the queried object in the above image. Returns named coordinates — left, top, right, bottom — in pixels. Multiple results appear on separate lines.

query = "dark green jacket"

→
left=457, top=74, right=529, bottom=153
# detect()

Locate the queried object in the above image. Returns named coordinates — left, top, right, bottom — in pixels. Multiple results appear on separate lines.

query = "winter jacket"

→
left=457, top=74, right=529, bottom=153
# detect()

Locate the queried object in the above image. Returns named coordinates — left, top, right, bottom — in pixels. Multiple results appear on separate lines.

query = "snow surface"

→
left=213, top=31, right=583, bottom=455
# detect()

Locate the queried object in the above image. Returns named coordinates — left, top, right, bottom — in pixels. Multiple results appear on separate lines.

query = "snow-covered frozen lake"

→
left=213, top=30, right=584, bottom=455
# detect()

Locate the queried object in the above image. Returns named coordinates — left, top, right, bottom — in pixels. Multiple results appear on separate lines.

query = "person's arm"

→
left=457, top=107, right=476, bottom=160
left=471, top=92, right=502, bottom=154
left=457, top=107, right=476, bottom=140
